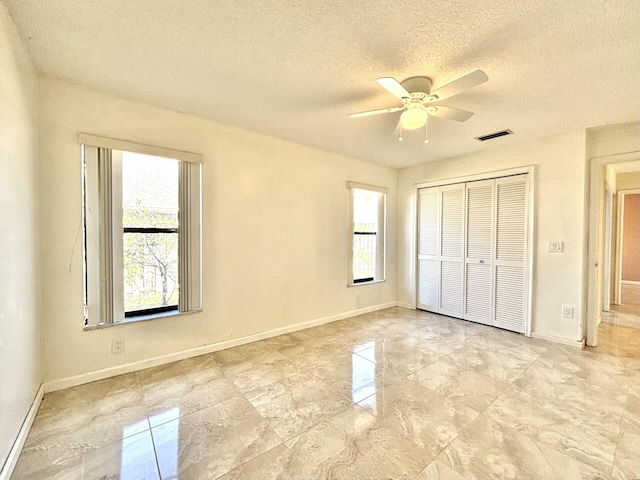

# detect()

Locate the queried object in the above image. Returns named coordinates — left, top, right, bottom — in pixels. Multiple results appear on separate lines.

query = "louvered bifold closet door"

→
left=493, top=174, right=528, bottom=333
left=417, top=187, right=440, bottom=311
left=439, top=183, right=465, bottom=317
left=464, top=179, right=494, bottom=325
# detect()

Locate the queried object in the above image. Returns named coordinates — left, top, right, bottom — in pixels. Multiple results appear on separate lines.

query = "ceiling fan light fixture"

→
left=400, top=105, right=428, bottom=130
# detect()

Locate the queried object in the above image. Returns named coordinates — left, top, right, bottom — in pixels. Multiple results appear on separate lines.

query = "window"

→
left=347, top=182, right=387, bottom=285
left=81, top=134, right=202, bottom=327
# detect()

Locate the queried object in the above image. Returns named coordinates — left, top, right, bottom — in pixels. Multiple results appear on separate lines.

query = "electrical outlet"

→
left=111, top=338, right=124, bottom=354
left=562, top=306, right=574, bottom=318
left=547, top=241, right=564, bottom=253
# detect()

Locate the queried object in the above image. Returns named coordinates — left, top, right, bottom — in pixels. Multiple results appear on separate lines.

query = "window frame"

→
left=81, top=134, right=203, bottom=329
left=347, top=181, right=387, bottom=286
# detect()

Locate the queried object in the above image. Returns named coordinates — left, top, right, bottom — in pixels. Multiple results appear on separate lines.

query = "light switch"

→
left=547, top=241, right=564, bottom=252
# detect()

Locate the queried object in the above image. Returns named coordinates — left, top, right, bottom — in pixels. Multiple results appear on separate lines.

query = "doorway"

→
left=587, top=156, right=640, bottom=347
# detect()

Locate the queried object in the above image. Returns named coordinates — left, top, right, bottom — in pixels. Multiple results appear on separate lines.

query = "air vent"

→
left=475, top=129, right=513, bottom=142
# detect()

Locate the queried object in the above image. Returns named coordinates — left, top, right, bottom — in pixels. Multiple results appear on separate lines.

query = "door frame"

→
left=586, top=152, right=640, bottom=347
left=602, top=185, right=613, bottom=313
left=413, top=165, right=536, bottom=337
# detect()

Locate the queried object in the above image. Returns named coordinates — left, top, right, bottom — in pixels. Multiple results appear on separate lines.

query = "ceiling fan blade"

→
left=348, top=106, right=404, bottom=118
left=428, top=70, right=488, bottom=101
left=377, top=77, right=412, bottom=100
left=428, top=106, right=474, bottom=122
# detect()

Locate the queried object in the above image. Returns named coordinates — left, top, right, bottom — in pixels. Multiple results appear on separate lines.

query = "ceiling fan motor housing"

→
left=400, top=76, right=432, bottom=98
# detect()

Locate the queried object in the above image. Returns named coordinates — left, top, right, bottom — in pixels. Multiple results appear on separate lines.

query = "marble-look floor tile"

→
left=356, top=338, right=441, bottom=382
left=484, top=387, right=618, bottom=475
left=312, top=352, right=384, bottom=403
left=439, top=413, right=609, bottom=480
left=38, top=372, right=141, bottom=414
left=416, top=321, right=484, bottom=349
left=139, top=356, right=243, bottom=426
left=407, top=357, right=508, bottom=412
left=415, top=459, right=468, bottom=480
left=611, top=419, right=640, bottom=480
left=360, top=378, right=480, bottom=456
left=468, top=334, right=547, bottom=359
left=227, top=350, right=303, bottom=392
left=151, top=396, right=281, bottom=480
left=244, top=372, right=352, bottom=440
left=18, top=388, right=148, bottom=471
left=13, top=307, right=639, bottom=480
left=285, top=405, right=432, bottom=479
left=538, top=344, right=634, bottom=394
left=218, top=443, right=312, bottom=480
left=623, top=391, right=639, bottom=429
left=12, top=429, right=159, bottom=480
left=445, top=342, right=536, bottom=383
left=513, top=361, right=627, bottom=419
left=278, top=337, right=350, bottom=364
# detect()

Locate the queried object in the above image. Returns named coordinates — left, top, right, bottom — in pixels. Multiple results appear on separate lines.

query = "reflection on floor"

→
left=12, top=307, right=640, bottom=480
left=603, top=301, right=640, bottom=330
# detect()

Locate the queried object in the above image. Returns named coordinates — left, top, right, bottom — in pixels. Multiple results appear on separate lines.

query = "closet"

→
left=417, top=174, right=529, bottom=334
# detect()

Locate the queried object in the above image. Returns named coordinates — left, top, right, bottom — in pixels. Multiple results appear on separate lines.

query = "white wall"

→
left=397, top=132, right=587, bottom=344
left=0, top=4, right=42, bottom=471
left=38, top=76, right=397, bottom=383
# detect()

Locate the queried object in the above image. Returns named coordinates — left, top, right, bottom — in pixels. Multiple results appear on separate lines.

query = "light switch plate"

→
left=547, top=241, right=564, bottom=252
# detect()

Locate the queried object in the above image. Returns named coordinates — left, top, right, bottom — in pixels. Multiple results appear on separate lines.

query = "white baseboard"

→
left=44, top=301, right=397, bottom=393
left=0, top=384, right=44, bottom=480
left=621, top=280, right=640, bottom=286
left=531, top=332, right=584, bottom=349
left=395, top=302, right=414, bottom=309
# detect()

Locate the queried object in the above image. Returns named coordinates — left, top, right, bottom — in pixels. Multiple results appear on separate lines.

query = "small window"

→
left=81, top=135, right=202, bottom=327
left=347, top=182, right=387, bottom=285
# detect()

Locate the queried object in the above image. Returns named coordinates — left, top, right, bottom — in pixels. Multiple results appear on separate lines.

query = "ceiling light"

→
left=400, top=105, right=428, bottom=130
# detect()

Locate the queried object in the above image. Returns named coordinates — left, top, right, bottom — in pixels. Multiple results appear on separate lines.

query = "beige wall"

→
left=38, top=77, right=398, bottom=383
left=0, top=5, right=42, bottom=470
left=397, top=132, right=587, bottom=343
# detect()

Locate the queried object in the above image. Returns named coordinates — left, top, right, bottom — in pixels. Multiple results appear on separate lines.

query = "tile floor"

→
left=11, top=307, right=640, bottom=480
left=603, top=303, right=640, bottom=330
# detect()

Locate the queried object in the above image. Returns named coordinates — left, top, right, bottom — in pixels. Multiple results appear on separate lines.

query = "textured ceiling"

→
left=5, top=0, right=639, bottom=168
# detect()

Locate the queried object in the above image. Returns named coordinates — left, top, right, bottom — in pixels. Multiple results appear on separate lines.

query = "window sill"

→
left=347, top=279, right=386, bottom=287
left=84, top=308, right=202, bottom=330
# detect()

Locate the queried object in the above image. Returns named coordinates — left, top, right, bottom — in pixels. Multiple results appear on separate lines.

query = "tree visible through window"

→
left=122, top=154, right=179, bottom=315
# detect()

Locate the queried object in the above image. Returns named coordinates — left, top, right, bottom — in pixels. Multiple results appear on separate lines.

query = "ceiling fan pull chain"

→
left=424, top=117, right=430, bottom=144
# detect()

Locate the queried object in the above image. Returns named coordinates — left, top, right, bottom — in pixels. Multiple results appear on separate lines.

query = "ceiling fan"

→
left=348, top=70, right=488, bottom=143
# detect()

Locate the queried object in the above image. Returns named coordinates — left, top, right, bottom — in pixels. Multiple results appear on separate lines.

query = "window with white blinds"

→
left=81, top=135, right=203, bottom=328
left=416, top=173, right=530, bottom=334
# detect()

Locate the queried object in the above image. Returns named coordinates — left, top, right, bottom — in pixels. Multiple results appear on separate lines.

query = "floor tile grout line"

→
left=147, top=422, right=165, bottom=480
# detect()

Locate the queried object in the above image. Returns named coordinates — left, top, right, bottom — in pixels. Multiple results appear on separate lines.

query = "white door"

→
left=439, top=183, right=466, bottom=317
left=417, top=187, right=440, bottom=311
left=493, top=175, right=528, bottom=333
left=464, top=179, right=495, bottom=325
left=416, top=174, right=529, bottom=335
